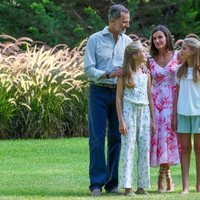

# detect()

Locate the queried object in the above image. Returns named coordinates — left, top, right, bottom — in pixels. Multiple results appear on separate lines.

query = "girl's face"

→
left=180, top=42, right=194, bottom=60
left=152, top=30, right=167, bottom=49
left=135, top=48, right=147, bottom=63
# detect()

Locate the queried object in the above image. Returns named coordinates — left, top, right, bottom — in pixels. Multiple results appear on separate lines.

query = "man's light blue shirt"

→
left=84, top=26, right=132, bottom=84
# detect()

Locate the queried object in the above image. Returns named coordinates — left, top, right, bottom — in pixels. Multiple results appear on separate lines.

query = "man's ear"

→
left=110, top=18, right=116, bottom=24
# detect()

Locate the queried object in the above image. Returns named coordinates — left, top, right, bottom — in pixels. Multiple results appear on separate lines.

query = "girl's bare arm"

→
left=147, top=74, right=156, bottom=133
left=116, top=77, right=127, bottom=135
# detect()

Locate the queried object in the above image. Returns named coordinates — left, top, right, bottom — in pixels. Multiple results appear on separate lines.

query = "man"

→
left=84, top=4, right=132, bottom=196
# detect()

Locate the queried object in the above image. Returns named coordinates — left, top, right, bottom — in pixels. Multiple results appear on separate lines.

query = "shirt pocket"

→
left=96, top=44, right=113, bottom=60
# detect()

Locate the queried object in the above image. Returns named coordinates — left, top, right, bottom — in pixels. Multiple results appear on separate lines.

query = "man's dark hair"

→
left=108, top=4, right=129, bottom=22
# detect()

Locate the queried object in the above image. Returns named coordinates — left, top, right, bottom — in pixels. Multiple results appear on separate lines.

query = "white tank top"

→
left=123, top=73, right=149, bottom=105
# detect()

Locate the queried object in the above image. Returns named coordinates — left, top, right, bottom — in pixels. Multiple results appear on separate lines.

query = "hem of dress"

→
left=150, top=162, right=180, bottom=167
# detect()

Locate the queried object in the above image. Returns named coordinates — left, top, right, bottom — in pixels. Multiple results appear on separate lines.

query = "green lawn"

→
left=0, top=138, right=199, bottom=200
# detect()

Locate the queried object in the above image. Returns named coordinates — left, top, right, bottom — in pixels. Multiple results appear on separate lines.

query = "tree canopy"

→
left=0, top=0, right=199, bottom=47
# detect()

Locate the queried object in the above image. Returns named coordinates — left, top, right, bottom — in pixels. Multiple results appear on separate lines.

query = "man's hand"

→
left=109, top=67, right=124, bottom=78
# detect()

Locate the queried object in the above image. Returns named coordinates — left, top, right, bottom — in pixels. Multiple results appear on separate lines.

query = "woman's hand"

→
left=119, top=121, right=128, bottom=135
left=172, top=114, right=177, bottom=131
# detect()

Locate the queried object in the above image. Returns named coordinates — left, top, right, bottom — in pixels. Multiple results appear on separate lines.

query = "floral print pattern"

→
left=120, top=74, right=150, bottom=189
left=149, top=52, right=181, bottom=167
left=123, top=74, right=149, bottom=105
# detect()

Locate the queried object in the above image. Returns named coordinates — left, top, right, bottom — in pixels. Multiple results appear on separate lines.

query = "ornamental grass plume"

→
left=0, top=35, right=88, bottom=138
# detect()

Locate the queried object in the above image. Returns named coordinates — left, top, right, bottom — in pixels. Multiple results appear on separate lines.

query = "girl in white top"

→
left=116, top=41, right=156, bottom=196
left=173, top=35, right=200, bottom=194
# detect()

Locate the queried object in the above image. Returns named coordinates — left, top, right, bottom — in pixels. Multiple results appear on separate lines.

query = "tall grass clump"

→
left=0, top=35, right=88, bottom=138
left=0, top=74, right=16, bottom=137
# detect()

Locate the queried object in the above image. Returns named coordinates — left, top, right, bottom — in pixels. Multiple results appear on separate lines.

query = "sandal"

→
left=135, top=188, right=149, bottom=195
left=165, top=166, right=174, bottom=192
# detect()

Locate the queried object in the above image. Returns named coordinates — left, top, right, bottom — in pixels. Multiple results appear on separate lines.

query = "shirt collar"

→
left=102, top=26, right=122, bottom=37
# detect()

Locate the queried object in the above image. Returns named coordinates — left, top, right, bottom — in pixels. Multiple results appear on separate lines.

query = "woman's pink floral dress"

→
left=150, top=52, right=180, bottom=167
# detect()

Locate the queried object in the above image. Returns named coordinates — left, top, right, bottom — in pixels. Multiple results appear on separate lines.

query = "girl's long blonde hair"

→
left=123, top=41, right=143, bottom=88
left=177, top=37, right=200, bottom=82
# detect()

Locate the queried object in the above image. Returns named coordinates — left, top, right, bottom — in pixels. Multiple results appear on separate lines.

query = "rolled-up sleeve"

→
left=84, top=36, right=105, bottom=82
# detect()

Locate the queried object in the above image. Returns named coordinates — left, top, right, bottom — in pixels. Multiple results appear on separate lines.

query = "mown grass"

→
left=0, top=138, right=199, bottom=200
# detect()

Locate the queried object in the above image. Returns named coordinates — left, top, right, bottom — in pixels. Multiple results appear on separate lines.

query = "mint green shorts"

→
left=177, top=114, right=200, bottom=134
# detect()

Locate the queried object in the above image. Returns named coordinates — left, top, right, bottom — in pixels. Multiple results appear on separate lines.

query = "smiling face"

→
left=150, top=25, right=174, bottom=57
left=152, top=30, right=167, bottom=50
left=110, top=12, right=130, bottom=34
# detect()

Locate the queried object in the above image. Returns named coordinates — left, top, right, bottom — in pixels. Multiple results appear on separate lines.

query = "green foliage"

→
left=72, top=6, right=105, bottom=45
left=126, top=0, right=140, bottom=34
left=14, top=83, right=65, bottom=139
left=0, top=0, right=199, bottom=47
left=169, top=0, right=200, bottom=39
left=63, top=83, right=88, bottom=137
left=0, top=0, right=73, bottom=46
left=0, top=37, right=88, bottom=139
left=0, top=81, right=16, bottom=137
left=84, top=6, right=105, bottom=31
left=0, top=0, right=200, bottom=138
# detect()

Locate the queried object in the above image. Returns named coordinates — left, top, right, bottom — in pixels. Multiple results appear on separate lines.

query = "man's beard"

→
left=118, top=28, right=126, bottom=34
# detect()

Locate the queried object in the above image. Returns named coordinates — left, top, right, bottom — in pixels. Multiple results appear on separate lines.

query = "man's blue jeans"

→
left=88, top=83, right=121, bottom=192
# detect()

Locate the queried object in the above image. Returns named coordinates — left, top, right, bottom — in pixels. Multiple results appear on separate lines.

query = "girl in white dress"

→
left=116, top=41, right=156, bottom=196
left=173, top=35, right=200, bottom=194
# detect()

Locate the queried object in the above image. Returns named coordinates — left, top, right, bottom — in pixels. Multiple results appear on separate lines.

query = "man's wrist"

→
left=106, top=73, right=110, bottom=79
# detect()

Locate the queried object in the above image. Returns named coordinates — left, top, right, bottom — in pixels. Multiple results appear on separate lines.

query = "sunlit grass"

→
left=0, top=35, right=88, bottom=138
left=0, top=138, right=198, bottom=199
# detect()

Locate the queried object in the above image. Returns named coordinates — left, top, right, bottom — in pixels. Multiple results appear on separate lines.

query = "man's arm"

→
left=84, top=37, right=105, bottom=82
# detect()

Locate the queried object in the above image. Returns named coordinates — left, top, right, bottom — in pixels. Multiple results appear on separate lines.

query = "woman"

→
left=149, top=25, right=181, bottom=193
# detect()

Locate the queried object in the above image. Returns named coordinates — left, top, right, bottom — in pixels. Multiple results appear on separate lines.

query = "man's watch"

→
left=106, top=73, right=110, bottom=79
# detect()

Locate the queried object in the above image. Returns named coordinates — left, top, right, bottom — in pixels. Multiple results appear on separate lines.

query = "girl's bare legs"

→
left=180, top=133, right=191, bottom=193
left=194, top=134, right=200, bottom=192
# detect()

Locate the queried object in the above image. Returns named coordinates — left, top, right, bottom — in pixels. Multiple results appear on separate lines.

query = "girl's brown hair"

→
left=123, top=41, right=143, bottom=88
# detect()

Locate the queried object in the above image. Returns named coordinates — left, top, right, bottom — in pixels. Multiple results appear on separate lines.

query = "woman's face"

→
left=152, top=30, right=167, bottom=50
left=180, top=42, right=194, bottom=60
